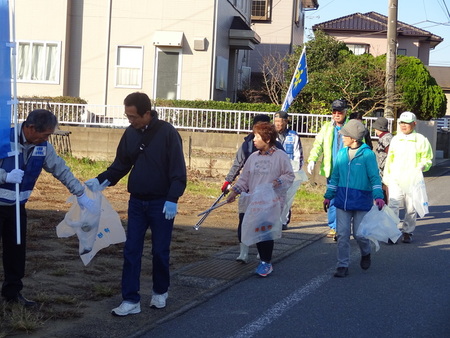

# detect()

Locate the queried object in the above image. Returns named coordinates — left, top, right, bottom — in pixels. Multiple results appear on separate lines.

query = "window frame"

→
left=346, top=43, right=370, bottom=55
left=16, top=40, right=61, bottom=84
left=115, top=45, right=144, bottom=89
left=251, top=0, right=272, bottom=22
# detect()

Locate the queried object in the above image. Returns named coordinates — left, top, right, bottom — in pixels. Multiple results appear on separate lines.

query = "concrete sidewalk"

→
left=35, top=158, right=450, bottom=338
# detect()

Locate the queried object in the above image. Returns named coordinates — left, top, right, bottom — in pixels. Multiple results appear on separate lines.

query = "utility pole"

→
left=385, top=0, right=398, bottom=119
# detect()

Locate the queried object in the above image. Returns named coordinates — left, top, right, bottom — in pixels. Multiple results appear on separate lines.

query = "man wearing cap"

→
left=323, top=120, right=384, bottom=277
left=221, top=115, right=284, bottom=263
left=274, top=111, right=304, bottom=230
left=372, top=117, right=393, bottom=203
left=307, top=99, right=349, bottom=239
left=383, top=112, right=433, bottom=243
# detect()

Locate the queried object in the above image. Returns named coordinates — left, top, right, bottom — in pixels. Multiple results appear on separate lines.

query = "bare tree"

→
left=261, top=52, right=287, bottom=105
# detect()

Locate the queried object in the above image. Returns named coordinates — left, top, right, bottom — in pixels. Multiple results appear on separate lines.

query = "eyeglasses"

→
left=123, top=113, right=140, bottom=120
left=332, top=111, right=345, bottom=115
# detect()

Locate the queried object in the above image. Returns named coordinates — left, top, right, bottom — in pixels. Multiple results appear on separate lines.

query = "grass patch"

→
left=294, top=183, right=325, bottom=214
left=61, top=155, right=128, bottom=183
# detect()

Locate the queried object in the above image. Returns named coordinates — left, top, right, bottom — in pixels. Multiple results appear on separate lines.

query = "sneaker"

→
left=402, top=233, right=412, bottom=243
left=150, top=292, right=168, bottom=309
left=5, top=293, right=37, bottom=308
left=360, top=254, right=371, bottom=270
left=282, top=223, right=288, bottom=230
left=256, top=261, right=273, bottom=277
left=111, top=301, right=141, bottom=316
left=334, top=267, right=349, bottom=278
left=327, top=229, right=336, bottom=238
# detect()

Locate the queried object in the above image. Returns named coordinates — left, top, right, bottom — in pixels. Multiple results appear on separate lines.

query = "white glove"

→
left=6, top=169, right=24, bottom=184
left=77, top=192, right=98, bottom=214
left=85, top=178, right=110, bottom=192
left=307, top=161, right=315, bottom=175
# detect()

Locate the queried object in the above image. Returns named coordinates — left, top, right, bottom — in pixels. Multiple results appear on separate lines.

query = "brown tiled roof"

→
left=427, top=66, right=450, bottom=90
left=313, top=11, right=443, bottom=46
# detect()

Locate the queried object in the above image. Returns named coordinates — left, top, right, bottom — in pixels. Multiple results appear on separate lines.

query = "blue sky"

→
left=304, top=0, right=450, bottom=67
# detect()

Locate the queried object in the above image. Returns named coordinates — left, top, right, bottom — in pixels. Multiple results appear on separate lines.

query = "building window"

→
left=252, top=0, right=271, bottom=21
left=397, top=49, right=407, bottom=56
left=346, top=44, right=369, bottom=55
left=115, top=46, right=143, bottom=88
left=17, top=41, right=61, bottom=83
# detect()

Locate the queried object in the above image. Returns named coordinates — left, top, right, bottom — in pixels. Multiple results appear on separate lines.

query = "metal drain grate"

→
left=179, top=259, right=257, bottom=280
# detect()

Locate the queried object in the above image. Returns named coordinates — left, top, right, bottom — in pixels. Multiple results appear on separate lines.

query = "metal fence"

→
left=17, top=100, right=395, bottom=138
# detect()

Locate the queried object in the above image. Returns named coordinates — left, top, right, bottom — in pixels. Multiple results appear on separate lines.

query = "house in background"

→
left=313, top=11, right=449, bottom=116
left=312, top=11, right=443, bottom=66
left=248, top=0, right=319, bottom=78
left=14, top=0, right=261, bottom=106
left=427, top=66, right=450, bottom=117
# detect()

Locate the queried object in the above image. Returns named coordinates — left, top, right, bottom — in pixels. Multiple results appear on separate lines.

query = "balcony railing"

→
left=16, top=100, right=394, bottom=138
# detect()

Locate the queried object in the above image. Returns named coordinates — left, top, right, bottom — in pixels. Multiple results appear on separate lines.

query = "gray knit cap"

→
left=339, top=119, right=366, bottom=141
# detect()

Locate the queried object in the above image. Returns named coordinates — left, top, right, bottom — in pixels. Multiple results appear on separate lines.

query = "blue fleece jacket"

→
left=324, top=143, right=383, bottom=211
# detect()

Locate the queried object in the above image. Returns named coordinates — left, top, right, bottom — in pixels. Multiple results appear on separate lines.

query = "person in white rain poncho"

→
left=383, top=112, right=433, bottom=244
left=226, top=122, right=294, bottom=277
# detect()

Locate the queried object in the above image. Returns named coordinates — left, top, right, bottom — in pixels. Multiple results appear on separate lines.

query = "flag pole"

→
left=9, top=0, right=21, bottom=245
left=281, top=46, right=306, bottom=111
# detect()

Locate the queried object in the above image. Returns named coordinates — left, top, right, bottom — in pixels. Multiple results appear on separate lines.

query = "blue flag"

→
left=0, top=0, right=11, bottom=159
left=281, top=47, right=308, bottom=111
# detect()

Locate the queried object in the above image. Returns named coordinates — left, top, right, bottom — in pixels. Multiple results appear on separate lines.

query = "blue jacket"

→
left=324, top=143, right=383, bottom=211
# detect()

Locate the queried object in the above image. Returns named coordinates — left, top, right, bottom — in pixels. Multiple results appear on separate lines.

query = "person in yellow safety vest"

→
left=383, top=112, right=433, bottom=244
left=307, top=99, right=349, bottom=240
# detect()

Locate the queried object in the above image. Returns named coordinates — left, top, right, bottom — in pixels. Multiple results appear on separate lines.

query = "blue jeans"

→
left=122, top=197, right=174, bottom=303
left=327, top=199, right=336, bottom=230
left=326, top=178, right=336, bottom=230
left=336, top=208, right=371, bottom=268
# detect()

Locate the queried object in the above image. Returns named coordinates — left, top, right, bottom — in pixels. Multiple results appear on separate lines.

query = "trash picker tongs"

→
left=193, top=192, right=226, bottom=230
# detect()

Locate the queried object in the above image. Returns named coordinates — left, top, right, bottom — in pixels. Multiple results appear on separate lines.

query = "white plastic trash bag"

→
left=281, top=169, right=308, bottom=225
left=241, top=183, right=282, bottom=246
left=57, top=189, right=126, bottom=266
left=408, top=171, right=429, bottom=218
left=357, top=205, right=402, bottom=251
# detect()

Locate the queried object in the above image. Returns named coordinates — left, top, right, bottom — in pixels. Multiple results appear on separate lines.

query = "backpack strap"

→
left=131, top=119, right=165, bottom=164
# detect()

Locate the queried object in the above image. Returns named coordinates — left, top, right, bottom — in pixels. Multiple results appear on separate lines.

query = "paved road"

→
left=141, top=163, right=450, bottom=338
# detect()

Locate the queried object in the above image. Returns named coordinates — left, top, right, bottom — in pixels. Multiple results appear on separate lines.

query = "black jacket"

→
left=97, top=117, right=186, bottom=203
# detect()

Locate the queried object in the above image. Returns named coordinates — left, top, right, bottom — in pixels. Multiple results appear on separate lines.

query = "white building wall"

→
left=15, top=0, right=70, bottom=98
left=14, top=0, right=252, bottom=105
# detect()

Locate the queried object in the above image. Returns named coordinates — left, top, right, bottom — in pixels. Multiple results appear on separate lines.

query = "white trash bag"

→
left=281, top=169, right=308, bottom=225
left=57, top=189, right=126, bottom=266
left=241, top=183, right=282, bottom=246
left=408, top=170, right=429, bottom=218
left=357, top=205, right=402, bottom=251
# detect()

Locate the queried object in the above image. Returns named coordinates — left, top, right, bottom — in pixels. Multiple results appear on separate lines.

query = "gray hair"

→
left=24, top=109, right=58, bottom=132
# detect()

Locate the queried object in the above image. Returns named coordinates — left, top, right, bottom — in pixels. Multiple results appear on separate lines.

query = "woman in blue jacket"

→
left=323, top=120, right=385, bottom=278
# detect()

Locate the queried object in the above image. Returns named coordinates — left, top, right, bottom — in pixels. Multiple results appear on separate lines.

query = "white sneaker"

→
left=150, top=292, right=168, bottom=309
left=111, top=301, right=141, bottom=316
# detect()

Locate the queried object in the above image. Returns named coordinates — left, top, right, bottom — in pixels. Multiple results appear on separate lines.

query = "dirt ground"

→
left=0, top=170, right=323, bottom=336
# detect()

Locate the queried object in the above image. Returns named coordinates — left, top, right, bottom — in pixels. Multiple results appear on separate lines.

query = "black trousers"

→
left=237, top=212, right=274, bottom=262
left=0, top=204, right=27, bottom=300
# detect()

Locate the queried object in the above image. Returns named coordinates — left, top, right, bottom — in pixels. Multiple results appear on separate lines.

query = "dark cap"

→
left=252, top=114, right=271, bottom=126
left=331, top=99, right=347, bottom=112
left=372, top=117, right=389, bottom=132
left=274, top=111, right=289, bottom=119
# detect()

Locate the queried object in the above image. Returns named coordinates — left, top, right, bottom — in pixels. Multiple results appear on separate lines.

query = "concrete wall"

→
left=60, top=126, right=319, bottom=179
left=58, top=124, right=443, bottom=183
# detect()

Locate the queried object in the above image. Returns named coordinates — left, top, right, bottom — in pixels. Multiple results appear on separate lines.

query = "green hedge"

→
left=154, top=99, right=281, bottom=112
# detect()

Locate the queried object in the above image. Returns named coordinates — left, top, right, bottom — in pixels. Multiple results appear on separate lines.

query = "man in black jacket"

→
left=86, top=92, right=186, bottom=316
